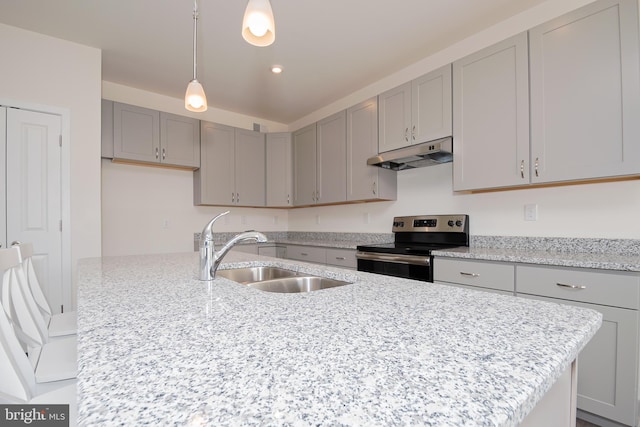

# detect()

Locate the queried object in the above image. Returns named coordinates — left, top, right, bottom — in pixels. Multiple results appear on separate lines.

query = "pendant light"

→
left=242, top=0, right=275, bottom=47
left=185, top=0, right=207, bottom=112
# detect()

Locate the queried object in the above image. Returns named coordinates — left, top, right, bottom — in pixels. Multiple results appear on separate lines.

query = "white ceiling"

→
left=0, top=0, right=546, bottom=124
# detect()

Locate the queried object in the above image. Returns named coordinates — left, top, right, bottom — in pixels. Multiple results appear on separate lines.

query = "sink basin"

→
left=217, top=266, right=351, bottom=293
left=248, top=276, right=350, bottom=293
left=216, top=266, right=299, bottom=284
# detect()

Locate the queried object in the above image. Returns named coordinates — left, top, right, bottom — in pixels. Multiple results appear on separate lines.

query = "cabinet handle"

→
left=232, top=192, right=235, bottom=203
left=237, top=193, right=240, bottom=204
left=155, top=147, right=159, bottom=159
left=300, top=252, right=308, bottom=256
left=335, top=257, right=346, bottom=260
left=404, top=127, right=409, bottom=142
left=372, top=181, right=377, bottom=195
left=412, top=125, right=416, bottom=140
left=460, top=272, right=480, bottom=278
left=162, top=148, right=166, bottom=160
left=287, top=194, right=290, bottom=204
left=556, top=282, right=587, bottom=290
left=520, top=160, right=525, bottom=179
left=534, top=158, right=539, bottom=177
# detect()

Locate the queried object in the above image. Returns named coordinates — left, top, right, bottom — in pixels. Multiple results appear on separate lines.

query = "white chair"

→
left=0, top=247, right=77, bottom=383
left=15, top=243, right=77, bottom=337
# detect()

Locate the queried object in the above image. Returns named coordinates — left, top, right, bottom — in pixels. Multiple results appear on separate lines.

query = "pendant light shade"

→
left=242, top=0, right=275, bottom=47
left=185, top=0, right=207, bottom=112
left=185, top=79, right=207, bottom=112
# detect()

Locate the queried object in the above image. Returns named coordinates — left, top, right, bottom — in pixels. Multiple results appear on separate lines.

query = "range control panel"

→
left=392, top=215, right=468, bottom=233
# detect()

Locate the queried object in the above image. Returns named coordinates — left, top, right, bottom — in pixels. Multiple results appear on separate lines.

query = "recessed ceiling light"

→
left=271, top=65, right=283, bottom=74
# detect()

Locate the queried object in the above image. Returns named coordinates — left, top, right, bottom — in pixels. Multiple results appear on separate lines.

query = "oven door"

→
left=356, top=251, right=433, bottom=282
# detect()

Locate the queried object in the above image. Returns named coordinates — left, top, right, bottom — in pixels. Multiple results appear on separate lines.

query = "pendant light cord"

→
left=192, top=0, right=199, bottom=81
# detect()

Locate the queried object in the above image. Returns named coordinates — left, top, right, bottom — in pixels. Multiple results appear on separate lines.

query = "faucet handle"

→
left=201, top=210, right=230, bottom=240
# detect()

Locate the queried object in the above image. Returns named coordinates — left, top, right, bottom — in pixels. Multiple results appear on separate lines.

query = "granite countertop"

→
left=77, top=252, right=601, bottom=426
left=433, top=237, right=640, bottom=272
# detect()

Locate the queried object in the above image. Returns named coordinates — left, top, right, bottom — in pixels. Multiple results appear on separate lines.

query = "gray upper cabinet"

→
left=293, top=123, right=317, bottom=206
left=378, top=64, right=452, bottom=153
left=235, top=128, right=266, bottom=207
left=103, top=101, right=200, bottom=169
left=529, top=0, right=640, bottom=183
left=347, top=97, right=397, bottom=201
left=194, top=122, right=265, bottom=207
left=266, top=132, right=292, bottom=207
left=453, top=0, right=640, bottom=191
left=293, top=111, right=347, bottom=206
left=317, top=111, right=347, bottom=204
left=160, top=112, right=200, bottom=168
left=453, top=33, right=530, bottom=191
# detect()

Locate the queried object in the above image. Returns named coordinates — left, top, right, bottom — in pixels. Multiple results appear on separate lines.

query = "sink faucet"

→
left=199, top=211, right=268, bottom=280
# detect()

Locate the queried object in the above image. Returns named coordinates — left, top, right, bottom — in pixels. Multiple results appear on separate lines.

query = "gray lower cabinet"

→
left=517, top=265, right=640, bottom=427
left=194, top=122, right=265, bottom=207
left=284, top=245, right=356, bottom=269
left=102, top=100, right=200, bottom=169
left=435, top=256, right=640, bottom=426
left=434, top=258, right=515, bottom=295
left=258, top=245, right=286, bottom=258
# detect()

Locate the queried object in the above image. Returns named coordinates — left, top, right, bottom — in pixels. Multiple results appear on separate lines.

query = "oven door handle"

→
left=356, top=251, right=431, bottom=266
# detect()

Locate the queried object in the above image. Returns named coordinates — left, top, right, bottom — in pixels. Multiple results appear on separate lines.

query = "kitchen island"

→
left=77, top=251, right=601, bottom=426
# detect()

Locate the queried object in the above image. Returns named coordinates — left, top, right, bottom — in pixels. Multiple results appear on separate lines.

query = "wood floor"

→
left=577, top=418, right=601, bottom=427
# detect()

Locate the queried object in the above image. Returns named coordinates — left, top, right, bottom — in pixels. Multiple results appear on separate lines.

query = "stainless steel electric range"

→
left=356, top=214, right=469, bottom=282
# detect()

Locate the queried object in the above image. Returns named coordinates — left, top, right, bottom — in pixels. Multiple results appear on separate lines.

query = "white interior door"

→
left=6, top=108, right=63, bottom=314
left=0, top=107, right=6, bottom=249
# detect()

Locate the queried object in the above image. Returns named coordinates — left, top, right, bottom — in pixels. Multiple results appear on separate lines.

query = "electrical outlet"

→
left=315, top=215, right=320, bottom=225
left=524, top=204, right=538, bottom=221
left=363, top=212, right=370, bottom=224
left=161, top=219, right=169, bottom=229
left=241, top=215, right=248, bottom=225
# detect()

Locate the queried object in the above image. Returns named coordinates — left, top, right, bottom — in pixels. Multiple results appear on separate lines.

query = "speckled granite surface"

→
left=77, top=251, right=601, bottom=426
left=434, top=236, right=640, bottom=272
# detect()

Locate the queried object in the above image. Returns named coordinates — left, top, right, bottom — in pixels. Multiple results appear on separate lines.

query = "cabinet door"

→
left=529, top=0, right=640, bottom=183
left=160, top=112, right=200, bottom=168
left=234, top=129, right=265, bottom=207
left=285, top=245, right=326, bottom=264
left=113, top=102, right=160, bottom=163
left=317, top=111, right=347, bottom=204
left=521, top=294, right=638, bottom=426
left=266, top=132, right=292, bottom=207
left=101, top=99, right=114, bottom=158
left=293, top=124, right=317, bottom=206
left=378, top=82, right=412, bottom=152
left=194, top=121, right=234, bottom=205
left=412, top=64, right=452, bottom=144
left=347, top=97, right=397, bottom=201
left=453, top=33, right=530, bottom=191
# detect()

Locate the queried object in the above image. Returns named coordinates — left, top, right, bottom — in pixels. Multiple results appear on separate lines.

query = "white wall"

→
left=0, top=24, right=102, bottom=285
left=288, top=164, right=640, bottom=239
left=101, top=160, right=288, bottom=256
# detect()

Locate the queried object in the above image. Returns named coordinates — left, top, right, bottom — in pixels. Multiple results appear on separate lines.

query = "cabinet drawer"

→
left=517, top=265, right=640, bottom=309
left=326, top=248, right=356, bottom=269
left=286, top=245, right=326, bottom=264
left=434, top=258, right=515, bottom=292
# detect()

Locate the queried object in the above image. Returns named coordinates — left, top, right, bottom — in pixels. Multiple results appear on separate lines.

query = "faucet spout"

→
left=198, top=211, right=267, bottom=281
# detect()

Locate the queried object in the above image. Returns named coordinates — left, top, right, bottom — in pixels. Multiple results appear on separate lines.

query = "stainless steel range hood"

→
left=367, top=137, right=453, bottom=171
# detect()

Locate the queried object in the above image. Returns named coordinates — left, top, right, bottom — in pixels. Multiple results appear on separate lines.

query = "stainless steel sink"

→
left=248, top=276, right=350, bottom=293
left=217, top=266, right=351, bottom=293
left=216, top=266, right=299, bottom=284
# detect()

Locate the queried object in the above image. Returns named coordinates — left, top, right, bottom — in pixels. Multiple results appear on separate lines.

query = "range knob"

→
left=447, top=220, right=455, bottom=227
left=455, top=220, right=463, bottom=227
